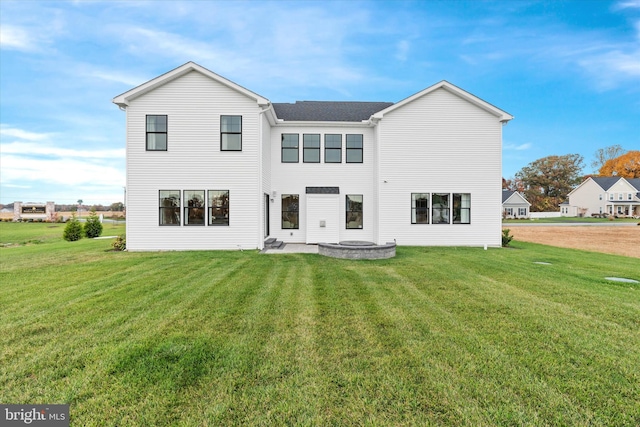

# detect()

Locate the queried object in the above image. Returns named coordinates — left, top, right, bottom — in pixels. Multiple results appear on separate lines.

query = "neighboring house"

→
left=112, top=62, right=513, bottom=251
left=561, top=176, right=640, bottom=218
left=502, top=190, right=531, bottom=218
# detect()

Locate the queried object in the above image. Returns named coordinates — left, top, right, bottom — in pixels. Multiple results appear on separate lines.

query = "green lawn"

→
left=1, top=223, right=639, bottom=426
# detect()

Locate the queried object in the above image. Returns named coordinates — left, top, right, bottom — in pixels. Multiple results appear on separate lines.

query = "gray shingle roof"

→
left=502, top=190, right=516, bottom=203
left=272, top=101, right=394, bottom=122
left=591, top=177, right=623, bottom=191
left=627, top=178, right=640, bottom=190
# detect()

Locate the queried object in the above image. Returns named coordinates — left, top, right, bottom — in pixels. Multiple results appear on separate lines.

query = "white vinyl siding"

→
left=270, top=125, right=375, bottom=243
left=120, top=65, right=512, bottom=250
left=125, top=70, right=261, bottom=250
left=376, top=87, right=503, bottom=246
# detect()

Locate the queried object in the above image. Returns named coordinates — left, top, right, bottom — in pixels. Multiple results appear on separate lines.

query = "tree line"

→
left=504, top=145, right=639, bottom=212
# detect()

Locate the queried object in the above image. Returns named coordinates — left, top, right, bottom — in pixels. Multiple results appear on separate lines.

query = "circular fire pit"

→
left=318, top=240, right=396, bottom=260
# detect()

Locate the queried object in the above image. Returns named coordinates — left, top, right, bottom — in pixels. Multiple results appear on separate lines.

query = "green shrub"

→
left=501, top=228, right=513, bottom=247
left=84, top=209, right=103, bottom=238
left=63, top=214, right=83, bottom=242
left=112, top=235, right=126, bottom=251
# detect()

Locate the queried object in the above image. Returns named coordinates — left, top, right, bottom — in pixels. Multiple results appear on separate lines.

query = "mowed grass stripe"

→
left=1, top=223, right=639, bottom=425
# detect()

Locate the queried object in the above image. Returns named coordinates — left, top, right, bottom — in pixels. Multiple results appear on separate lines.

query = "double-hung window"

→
left=209, top=190, right=229, bottom=226
left=184, top=190, right=205, bottom=225
left=146, top=115, right=167, bottom=151
left=411, top=193, right=429, bottom=224
left=346, top=134, right=363, bottom=163
left=303, top=134, right=320, bottom=163
left=346, top=195, right=363, bottom=229
left=453, top=193, right=471, bottom=224
left=159, top=190, right=180, bottom=225
left=282, top=195, right=299, bottom=229
left=432, top=193, right=450, bottom=224
left=518, top=207, right=527, bottom=216
left=282, top=134, right=299, bottom=163
left=221, top=115, right=242, bottom=151
left=324, top=134, right=342, bottom=163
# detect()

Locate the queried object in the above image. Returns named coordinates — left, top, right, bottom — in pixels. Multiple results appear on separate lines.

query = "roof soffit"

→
left=112, top=62, right=269, bottom=107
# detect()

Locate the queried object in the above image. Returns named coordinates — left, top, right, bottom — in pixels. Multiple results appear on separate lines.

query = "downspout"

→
left=367, top=116, right=382, bottom=245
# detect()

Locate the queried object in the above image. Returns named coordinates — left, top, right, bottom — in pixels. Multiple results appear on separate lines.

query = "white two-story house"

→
left=561, top=176, right=640, bottom=218
left=113, top=62, right=513, bottom=251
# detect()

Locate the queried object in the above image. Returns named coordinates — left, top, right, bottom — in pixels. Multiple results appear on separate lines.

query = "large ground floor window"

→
left=159, top=189, right=229, bottom=226
left=209, top=190, right=229, bottom=226
left=346, top=195, right=363, bottom=229
left=282, top=194, right=299, bottom=229
left=412, top=192, right=471, bottom=225
left=159, top=190, right=180, bottom=225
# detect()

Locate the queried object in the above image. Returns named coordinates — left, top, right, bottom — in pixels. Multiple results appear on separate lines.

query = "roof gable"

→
left=626, top=178, right=640, bottom=191
left=372, top=80, right=513, bottom=123
left=112, top=62, right=269, bottom=108
left=591, top=176, right=622, bottom=191
left=502, top=190, right=530, bottom=206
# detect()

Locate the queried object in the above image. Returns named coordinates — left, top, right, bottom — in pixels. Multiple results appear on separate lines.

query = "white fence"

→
left=530, top=212, right=562, bottom=219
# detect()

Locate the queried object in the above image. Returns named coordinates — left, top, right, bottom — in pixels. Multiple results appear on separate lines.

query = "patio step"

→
left=264, top=238, right=284, bottom=249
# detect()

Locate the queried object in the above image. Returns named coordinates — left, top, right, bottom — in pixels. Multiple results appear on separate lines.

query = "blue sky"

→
left=1, top=0, right=639, bottom=206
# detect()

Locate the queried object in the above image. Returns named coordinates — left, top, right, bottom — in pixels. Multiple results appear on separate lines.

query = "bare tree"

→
left=591, top=145, right=625, bottom=173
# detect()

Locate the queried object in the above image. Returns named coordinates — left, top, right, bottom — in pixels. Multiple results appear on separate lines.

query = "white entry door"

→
left=306, top=194, right=340, bottom=244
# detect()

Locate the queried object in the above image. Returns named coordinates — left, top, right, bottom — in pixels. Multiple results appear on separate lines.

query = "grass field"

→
left=1, top=223, right=639, bottom=426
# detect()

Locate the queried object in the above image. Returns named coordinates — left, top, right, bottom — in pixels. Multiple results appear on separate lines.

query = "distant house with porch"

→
left=501, top=190, right=530, bottom=219
left=561, top=177, right=640, bottom=218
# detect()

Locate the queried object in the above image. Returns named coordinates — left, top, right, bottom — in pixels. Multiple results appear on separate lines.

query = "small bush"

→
left=84, top=210, right=103, bottom=238
left=112, top=235, right=126, bottom=251
left=63, top=214, right=83, bottom=242
left=502, top=228, right=513, bottom=247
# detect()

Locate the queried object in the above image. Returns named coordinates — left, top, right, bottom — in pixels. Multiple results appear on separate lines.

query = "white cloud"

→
left=1, top=154, right=124, bottom=187
left=0, top=126, right=52, bottom=141
left=0, top=125, right=125, bottom=204
left=0, top=25, right=38, bottom=51
left=1, top=142, right=124, bottom=159
left=88, top=69, right=146, bottom=87
left=613, top=0, right=640, bottom=10
left=504, top=143, right=532, bottom=151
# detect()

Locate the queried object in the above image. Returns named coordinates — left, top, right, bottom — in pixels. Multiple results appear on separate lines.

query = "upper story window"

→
left=346, top=195, right=363, bottom=229
left=146, top=115, right=167, bottom=151
left=221, top=115, right=242, bottom=151
left=629, top=193, right=633, bottom=200
left=609, top=193, right=614, bottom=201
left=159, top=190, right=180, bottom=225
left=325, top=134, right=342, bottom=163
left=303, top=134, right=320, bottom=163
left=618, top=193, right=623, bottom=200
left=411, top=193, right=429, bottom=224
left=184, top=190, right=205, bottom=225
left=209, top=190, right=229, bottom=226
left=282, top=134, right=299, bottom=163
left=346, top=134, right=363, bottom=163
left=599, top=194, right=603, bottom=200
